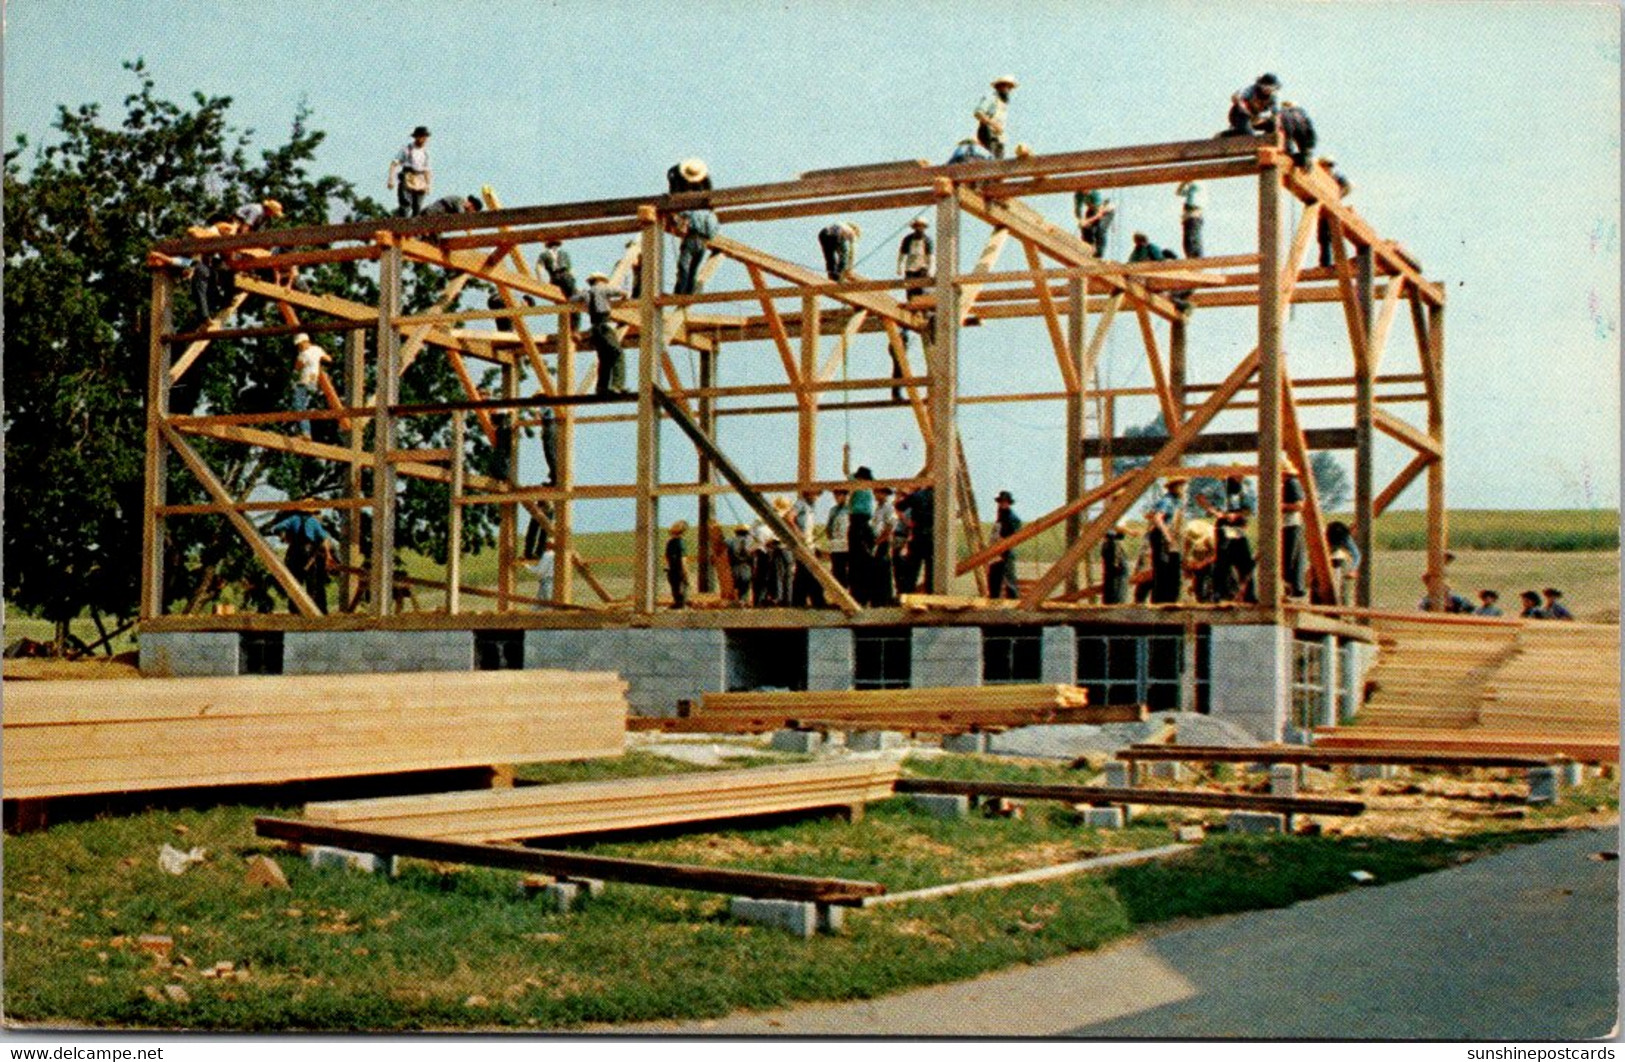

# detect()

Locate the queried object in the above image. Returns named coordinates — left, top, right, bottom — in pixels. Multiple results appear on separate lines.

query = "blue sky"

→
left=5, top=0, right=1620, bottom=529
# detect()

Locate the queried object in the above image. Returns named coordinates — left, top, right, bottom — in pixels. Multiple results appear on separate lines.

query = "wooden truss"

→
left=142, top=134, right=1447, bottom=625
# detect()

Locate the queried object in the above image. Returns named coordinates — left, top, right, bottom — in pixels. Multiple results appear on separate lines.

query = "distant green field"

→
left=1360, top=509, right=1618, bottom=552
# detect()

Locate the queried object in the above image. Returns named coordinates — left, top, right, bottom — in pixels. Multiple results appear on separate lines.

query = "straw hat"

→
left=587, top=271, right=609, bottom=283
left=909, top=217, right=929, bottom=229
left=293, top=332, right=312, bottom=347
left=846, top=221, right=863, bottom=241
left=679, top=158, right=709, bottom=183
left=669, top=520, right=689, bottom=535
left=772, top=496, right=794, bottom=514
left=992, top=74, right=1019, bottom=88
left=262, top=199, right=285, bottom=218
left=1164, top=474, right=1190, bottom=487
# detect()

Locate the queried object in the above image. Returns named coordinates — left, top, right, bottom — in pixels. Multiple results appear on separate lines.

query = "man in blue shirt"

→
left=847, top=468, right=877, bottom=605
left=672, top=209, right=718, bottom=296
left=1176, top=181, right=1205, bottom=258
left=1128, top=232, right=1167, bottom=263
left=1074, top=190, right=1115, bottom=259
left=1475, top=590, right=1504, bottom=617
left=1541, top=588, right=1575, bottom=620
left=1225, top=74, right=1281, bottom=137
left=265, top=510, right=335, bottom=614
left=578, top=272, right=628, bottom=395
left=1147, top=477, right=1188, bottom=603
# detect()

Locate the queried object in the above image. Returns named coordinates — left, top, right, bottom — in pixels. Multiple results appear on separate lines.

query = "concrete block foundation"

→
left=306, top=846, right=396, bottom=876
left=526, top=628, right=725, bottom=717
left=1526, top=766, right=1559, bottom=806
left=1268, top=763, right=1300, bottom=797
left=770, top=729, right=823, bottom=755
left=139, top=631, right=241, bottom=677
left=942, top=732, right=990, bottom=754
left=1207, top=625, right=1290, bottom=742
left=910, top=626, right=981, bottom=689
left=1081, top=806, right=1125, bottom=829
left=729, top=897, right=844, bottom=937
left=1227, top=811, right=1287, bottom=835
left=912, top=793, right=970, bottom=819
left=846, top=730, right=906, bottom=752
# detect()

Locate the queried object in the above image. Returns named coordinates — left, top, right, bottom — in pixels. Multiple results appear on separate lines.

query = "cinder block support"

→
left=770, top=729, right=823, bottom=754
left=283, top=630, right=475, bottom=674
left=306, top=846, right=396, bottom=876
left=1149, top=762, right=1188, bottom=782
left=729, top=897, right=844, bottom=938
left=1081, top=806, right=1125, bottom=829
left=1103, top=760, right=1133, bottom=789
left=1340, top=640, right=1374, bottom=722
left=806, top=629, right=855, bottom=691
left=910, top=626, right=981, bottom=689
left=1227, top=811, right=1286, bottom=835
left=1526, top=765, right=1560, bottom=806
left=846, top=730, right=906, bottom=752
left=1318, top=637, right=1340, bottom=728
left=1352, top=763, right=1397, bottom=781
left=1039, top=625, right=1076, bottom=684
left=1269, top=763, right=1300, bottom=797
left=912, top=793, right=970, bottom=819
left=138, top=631, right=241, bottom=677
left=942, top=732, right=990, bottom=754
left=1207, top=625, right=1290, bottom=742
left=1557, top=761, right=1585, bottom=788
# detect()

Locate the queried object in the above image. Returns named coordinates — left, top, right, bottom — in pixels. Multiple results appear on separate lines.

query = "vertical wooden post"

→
left=929, top=185, right=961, bottom=594
left=343, top=329, right=366, bottom=610
left=1255, top=164, right=1285, bottom=615
left=1169, top=318, right=1188, bottom=420
left=370, top=240, right=402, bottom=616
left=1353, top=248, right=1376, bottom=608
left=1064, top=277, right=1087, bottom=595
left=1100, top=397, right=1115, bottom=497
left=1425, top=301, right=1448, bottom=608
left=799, top=295, right=819, bottom=489
left=633, top=207, right=664, bottom=613
left=447, top=410, right=465, bottom=614
left=697, top=347, right=717, bottom=593
left=554, top=311, right=575, bottom=605
left=497, top=360, right=518, bottom=611
left=140, top=271, right=174, bottom=620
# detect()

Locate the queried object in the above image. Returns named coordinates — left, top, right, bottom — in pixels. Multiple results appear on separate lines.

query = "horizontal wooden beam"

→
left=254, top=817, right=885, bottom=905
left=893, top=777, right=1365, bottom=816
left=1112, top=744, right=1557, bottom=769
left=1081, top=427, right=1358, bottom=459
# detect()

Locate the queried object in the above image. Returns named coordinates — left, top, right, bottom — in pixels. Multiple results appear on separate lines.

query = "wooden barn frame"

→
left=140, top=133, right=1447, bottom=637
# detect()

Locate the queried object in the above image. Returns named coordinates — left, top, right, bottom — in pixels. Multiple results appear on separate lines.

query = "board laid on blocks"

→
left=2, top=670, right=628, bottom=799
left=300, top=759, right=903, bottom=843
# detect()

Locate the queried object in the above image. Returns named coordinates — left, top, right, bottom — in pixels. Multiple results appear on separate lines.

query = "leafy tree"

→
left=1110, top=413, right=1350, bottom=513
left=4, top=61, right=500, bottom=648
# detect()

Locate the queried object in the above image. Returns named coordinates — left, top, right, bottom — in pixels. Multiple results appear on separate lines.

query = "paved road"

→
left=618, top=826, right=1620, bottom=1039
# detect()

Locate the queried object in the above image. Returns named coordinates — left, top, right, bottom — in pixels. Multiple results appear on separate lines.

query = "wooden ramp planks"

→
left=3, top=671, right=628, bottom=799
left=302, top=760, right=902, bottom=843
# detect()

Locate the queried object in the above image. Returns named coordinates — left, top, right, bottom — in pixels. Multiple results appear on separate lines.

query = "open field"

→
left=2, top=749, right=1613, bottom=1031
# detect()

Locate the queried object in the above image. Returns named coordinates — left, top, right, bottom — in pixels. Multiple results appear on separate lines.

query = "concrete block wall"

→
left=806, top=628, right=855, bottom=691
left=1040, top=625, right=1075, bottom=684
left=282, top=630, right=475, bottom=674
left=139, top=630, right=241, bottom=677
left=1206, top=624, right=1289, bottom=742
left=910, top=626, right=981, bottom=688
left=526, top=628, right=725, bottom=717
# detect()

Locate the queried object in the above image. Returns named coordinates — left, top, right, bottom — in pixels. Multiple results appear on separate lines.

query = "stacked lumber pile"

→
left=1355, top=616, right=1522, bottom=730
left=3, top=670, right=627, bottom=800
left=635, top=683, right=1130, bottom=735
left=1320, top=618, right=1620, bottom=763
left=302, top=760, right=902, bottom=843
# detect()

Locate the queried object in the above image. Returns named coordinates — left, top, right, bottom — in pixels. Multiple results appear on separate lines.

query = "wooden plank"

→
left=634, top=214, right=663, bottom=613
left=707, top=235, right=924, bottom=330
left=1352, top=245, right=1376, bottom=608
left=254, top=817, right=883, bottom=905
left=1280, top=374, right=1337, bottom=605
left=301, top=760, right=900, bottom=843
left=956, top=471, right=1136, bottom=575
left=929, top=188, right=961, bottom=593
left=159, top=423, right=320, bottom=617
left=1372, top=408, right=1443, bottom=458
left=894, top=778, right=1364, bottom=817
left=1115, top=744, right=1556, bottom=769
left=167, top=293, right=249, bottom=382
left=653, top=388, right=860, bottom=614
left=799, top=294, right=818, bottom=487
left=1373, top=452, right=1436, bottom=517
left=1255, top=163, right=1285, bottom=613
left=142, top=272, right=173, bottom=620
left=1135, top=301, right=1177, bottom=427
left=1022, top=238, right=1081, bottom=393
left=1079, top=428, right=1357, bottom=459
left=958, top=228, right=1011, bottom=324
left=1367, top=274, right=1407, bottom=375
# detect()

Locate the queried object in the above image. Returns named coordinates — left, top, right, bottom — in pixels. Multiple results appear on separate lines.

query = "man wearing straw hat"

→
left=667, top=157, right=713, bottom=195
left=579, top=272, right=628, bottom=395
left=974, top=75, right=1019, bottom=160
left=1147, top=476, right=1189, bottom=603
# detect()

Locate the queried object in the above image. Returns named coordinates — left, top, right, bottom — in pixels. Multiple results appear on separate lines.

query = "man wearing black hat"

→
left=987, top=490, right=1023, bottom=599
left=387, top=126, right=433, bottom=217
left=1225, top=74, right=1281, bottom=137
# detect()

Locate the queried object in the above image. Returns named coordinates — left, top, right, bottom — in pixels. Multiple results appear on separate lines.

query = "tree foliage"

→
left=4, top=61, right=500, bottom=642
left=1111, top=413, right=1351, bottom=513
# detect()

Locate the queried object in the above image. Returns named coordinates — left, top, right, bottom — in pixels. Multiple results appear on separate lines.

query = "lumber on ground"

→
left=3, top=671, right=628, bottom=800
left=688, top=684, right=1112, bottom=729
left=300, top=760, right=900, bottom=843
left=254, top=817, right=884, bottom=905
left=894, top=777, right=1365, bottom=816
left=1310, top=729, right=1618, bottom=764
left=1110, top=744, right=1558, bottom=770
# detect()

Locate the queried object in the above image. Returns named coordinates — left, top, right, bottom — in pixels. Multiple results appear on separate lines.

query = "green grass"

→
left=3, top=757, right=1612, bottom=1032
left=1363, top=509, right=1618, bottom=552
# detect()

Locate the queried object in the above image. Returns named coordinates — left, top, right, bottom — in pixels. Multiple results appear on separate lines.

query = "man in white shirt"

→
left=872, top=487, right=900, bottom=605
left=291, top=334, right=331, bottom=438
left=974, top=75, right=1018, bottom=159
left=525, top=550, right=556, bottom=604
left=386, top=126, right=432, bottom=217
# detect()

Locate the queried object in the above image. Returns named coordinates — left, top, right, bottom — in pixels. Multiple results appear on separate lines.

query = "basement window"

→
left=1291, top=635, right=1328, bottom=729
left=982, top=626, right=1042, bottom=684
left=725, top=629, right=808, bottom=692
left=853, top=627, right=911, bottom=690
left=239, top=631, right=284, bottom=675
left=475, top=630, right=524, bottom=671
left=1075, top=627, right=1188, bottom=711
